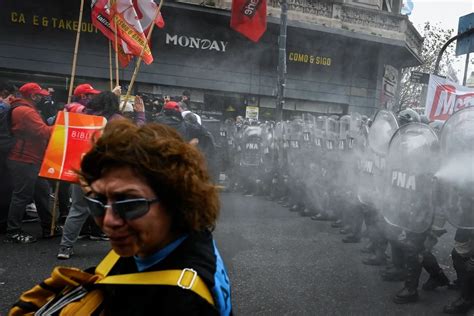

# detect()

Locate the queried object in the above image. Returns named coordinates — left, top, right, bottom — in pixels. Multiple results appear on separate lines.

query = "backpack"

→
left=0, top=101, right=26, bottom=161
left=9, top=250, right=215, bottom=316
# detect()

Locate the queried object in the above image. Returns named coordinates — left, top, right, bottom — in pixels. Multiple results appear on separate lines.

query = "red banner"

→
left=425, top=74, right=474, bottom=121
left=230, top=0, right=267, bottom=42
left=110, top=1, right=153, bottom=64
left=91, top=0, right=133, bottom=67
left=132, top=0, right=165, bottom=33
left=39, top=112, right=107, bottom=183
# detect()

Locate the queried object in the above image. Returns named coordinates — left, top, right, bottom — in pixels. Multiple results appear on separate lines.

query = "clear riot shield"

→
left=368, top=110, right=399, bottom=156
left=240, top=126, right=262, bottom=167
left=321, top=116, right=340, bottom=209
left=437, top=107, right=474, bottom=228
left=305, top=116, right=329, bottom=211
left=301, top=114, right=315, bottom=150
left=260, top=122, right=275, bottom=174
left=274, top=121, right=288, bottom=172
left=337, top=115, right=355, bottom=203
left=357, top=110, right=398, bottom=207
left=382, top=123, right=439, bottom=233
left=287, top=120, right=304, bottom=179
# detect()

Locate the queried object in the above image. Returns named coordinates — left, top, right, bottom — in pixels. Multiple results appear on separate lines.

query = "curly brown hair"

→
left=80, top=119, right=220, bottom=233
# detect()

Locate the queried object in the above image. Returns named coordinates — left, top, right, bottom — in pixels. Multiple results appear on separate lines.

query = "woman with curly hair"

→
left=9, top=120, right=232, bottom=315
left=75, top=119, right=231, bottom=315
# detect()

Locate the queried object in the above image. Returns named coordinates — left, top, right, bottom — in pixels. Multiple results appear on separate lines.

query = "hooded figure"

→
left=155, top=101, right=190, bottom=140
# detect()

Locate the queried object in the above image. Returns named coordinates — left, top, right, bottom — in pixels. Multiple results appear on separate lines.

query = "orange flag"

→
left=39, top=112, right=107, bottom=183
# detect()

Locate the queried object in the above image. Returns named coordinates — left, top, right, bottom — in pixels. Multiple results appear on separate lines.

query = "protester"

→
left=3, top=83, right=60, bottom=243
left=183, top=111, right=217, bottom=178
left=80, top=120, right=231, bottom=314
left=155, top=101, right=190, bottom=139
left=57, top=91, right=145, bottom=259
left=36, top=88, right=58, bottom=123
left=0, top=80, right=16, bottom=234
left=179, top=90, right=191, bottom=111
left=72, top=83, right=101, bottom=107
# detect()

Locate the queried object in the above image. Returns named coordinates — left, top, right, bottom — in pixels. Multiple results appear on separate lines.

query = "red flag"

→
left=91, top=0, right=133, bottom=67
left=109, top=0, right=154, bottom=64
left=132, top=0, right=165, bottom=33
left=117, top=41, right=133, bottom=67
left=230, top=0, right=267, bottom=42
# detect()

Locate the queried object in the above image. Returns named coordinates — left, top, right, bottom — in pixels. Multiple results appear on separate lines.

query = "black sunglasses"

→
left=84, top=195, right=159, bottom=220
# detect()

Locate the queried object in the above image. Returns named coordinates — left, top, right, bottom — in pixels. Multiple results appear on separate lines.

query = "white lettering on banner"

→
left=425, top=74, right=474, bottom=121
left=243, top=0, right=262, bottom=17
left=246, top=143, right=259, bottom=150
left=165, top=33, right=228, bottom=52
left=391, top=170, right=416, bottom=191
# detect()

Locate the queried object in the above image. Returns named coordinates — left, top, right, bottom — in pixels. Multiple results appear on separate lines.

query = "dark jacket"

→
left=155, top=110, right=190, bottom=140
left=8, top=98, right=52, bottom=165
left=100, top=231, right=232, bottom=316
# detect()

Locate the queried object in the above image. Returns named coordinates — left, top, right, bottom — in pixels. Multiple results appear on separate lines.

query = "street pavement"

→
left=0, top=192, right=462, bottom=315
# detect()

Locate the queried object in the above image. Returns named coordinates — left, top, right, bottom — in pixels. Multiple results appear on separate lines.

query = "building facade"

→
left=0, top=0, right=423, bottom=120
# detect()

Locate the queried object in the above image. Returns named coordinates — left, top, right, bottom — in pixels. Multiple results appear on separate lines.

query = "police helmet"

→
left=397, top=108, right=421, bottom=126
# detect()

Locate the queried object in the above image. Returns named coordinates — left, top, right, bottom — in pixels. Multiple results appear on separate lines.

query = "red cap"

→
left=163, top=101, right=181, bottom=112
left=19, top=83, right=50, bottom=98
left=73, top=84, right=101, bottom=97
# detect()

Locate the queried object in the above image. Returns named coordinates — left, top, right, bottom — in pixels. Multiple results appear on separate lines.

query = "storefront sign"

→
left=165, top=33, right=229, bottom=52
left=288, top=52, right=332, bottom=66
left=9, top=11, right=98, bottom=33
left=246, top=106, right=259, bottom=120
left=39, top=112, right=106, bottom=183
left=425, top=74, right=474, bottom=121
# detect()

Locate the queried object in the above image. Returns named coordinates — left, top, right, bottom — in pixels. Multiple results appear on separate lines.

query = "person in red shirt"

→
left=4, top=83, right=60, bottom=244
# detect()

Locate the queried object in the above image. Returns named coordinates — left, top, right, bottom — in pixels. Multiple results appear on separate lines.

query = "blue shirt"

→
left=134, top=235, right=188, bottom=272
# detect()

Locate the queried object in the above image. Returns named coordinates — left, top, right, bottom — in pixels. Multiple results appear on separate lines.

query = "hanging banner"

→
left=230, top=0, right=267, bottom=42
left=425, top=74, right=474, bottom=121
left=39, top=112, right=107, bottom=183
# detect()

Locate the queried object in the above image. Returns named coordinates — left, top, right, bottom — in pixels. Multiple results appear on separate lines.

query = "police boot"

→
left=331, top=219, right=343, bottom=228
left=299, top=207, right=316, bottom=217
left=422, top=272, right=450, bottom=291
left=381, top=268, right=406, bottom=282
left=281, top=198, right=290, bottom=207
left=362, top=249, right=387, bottom=266
left=360, top=241, right=375, bottom=254
left=342, top=234, right=361, bottom=243
left=443, top=297, right=474, bottom=314
left=290, top=203, right=303, bottom=212
left=393, top=286, right=419, bottom=304
left=393, top=255, right=422, bottom=304
left=311, top=212, right=331, bottom=221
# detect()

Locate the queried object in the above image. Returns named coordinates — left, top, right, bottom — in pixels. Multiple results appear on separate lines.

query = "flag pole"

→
left=114, top=23, right=120, bottom=87
left=54, top=0, right=85, bottom=236
left=112, top=0, right=120, bottom=87
left=109, top=41, right=114, bottom=90
left=120, top=0, right=164, bottom=112
left=67, top=0, right=85, bottom=103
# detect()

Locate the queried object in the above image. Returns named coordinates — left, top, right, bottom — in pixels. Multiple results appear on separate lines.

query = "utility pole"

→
left=275, top=0, right=288, bottom=122
left=462, top=53, right=470, bottom=85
